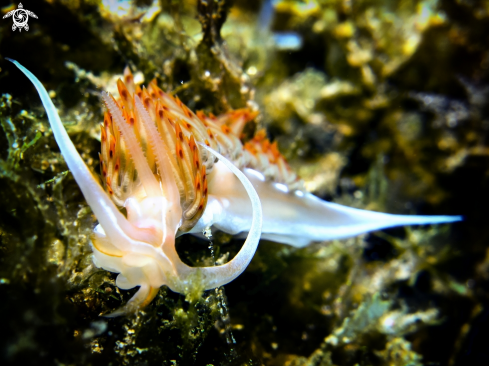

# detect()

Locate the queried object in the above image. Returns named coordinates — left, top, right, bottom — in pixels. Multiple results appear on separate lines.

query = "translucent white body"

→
left=9, top=59, right=462, bottom=316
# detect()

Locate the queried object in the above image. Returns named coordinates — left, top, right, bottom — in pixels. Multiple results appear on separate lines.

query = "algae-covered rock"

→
left=0, top=0, right=487, bottom=365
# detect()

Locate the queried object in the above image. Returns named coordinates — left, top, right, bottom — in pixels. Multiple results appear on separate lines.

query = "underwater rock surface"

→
left=0, top=0, right=487, bottom=365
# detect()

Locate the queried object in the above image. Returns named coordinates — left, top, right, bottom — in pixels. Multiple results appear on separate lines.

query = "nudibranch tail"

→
left=200, top=161, right=463, bottom=248
left=254, top=193, right=464, bottom=247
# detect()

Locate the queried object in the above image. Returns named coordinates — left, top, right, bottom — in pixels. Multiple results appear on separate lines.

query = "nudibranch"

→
left=8, top=59, right=462, bottom=316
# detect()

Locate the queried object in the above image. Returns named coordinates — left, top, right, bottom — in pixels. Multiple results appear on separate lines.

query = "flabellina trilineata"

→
left=8, top=59, right=462, bottom=316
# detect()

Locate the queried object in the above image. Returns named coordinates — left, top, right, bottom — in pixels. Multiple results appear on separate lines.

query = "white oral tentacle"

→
left=164, top=143, right=263, bottom=292
left=8, top=59, right=159, bottom=254
left=8, top=59, right=132, bottom=247
left=103, top=283, right=151, bottom=318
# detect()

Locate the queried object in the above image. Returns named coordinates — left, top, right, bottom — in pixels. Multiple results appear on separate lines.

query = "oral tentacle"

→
left=164, top=143, right=262, bottom=292
left=103, top=283, right=159, bottom=318
left=7, top=60, right=137, bottom=249
left=10, top=60, right=165, bottom=254
left=102, top=92, right=162, bottom=198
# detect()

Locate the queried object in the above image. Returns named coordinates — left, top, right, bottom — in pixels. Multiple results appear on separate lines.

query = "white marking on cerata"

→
left=273, top=183, right=289, bottom=193
left=245, top=169, right=265, bottom=182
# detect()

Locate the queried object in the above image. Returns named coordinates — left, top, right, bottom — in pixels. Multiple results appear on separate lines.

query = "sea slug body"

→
left=8, top=59, right=462, bottom=316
